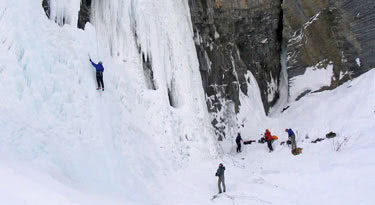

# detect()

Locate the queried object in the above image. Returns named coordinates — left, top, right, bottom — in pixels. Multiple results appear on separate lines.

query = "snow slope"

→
left=218, top=68, right=375, bottom=205
left=0, top=0, right=374, bottom=204
left=148, top=68, right=375, bottom=205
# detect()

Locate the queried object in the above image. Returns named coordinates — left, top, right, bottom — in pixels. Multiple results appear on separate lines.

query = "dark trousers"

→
left=96, top=72, right=104, bottom=88
left=267, top=140, right=273, bottom=152
left=290, top=134, right=297, bottom=150
left=218, top=176, right=226, bottom=193
left=236, top=141, right=241, bottom=152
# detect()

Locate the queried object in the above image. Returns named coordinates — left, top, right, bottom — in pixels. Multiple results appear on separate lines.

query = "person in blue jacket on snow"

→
left=89, top=58, right=105, bottom=91
left=285, top=128, right=297, bottom=151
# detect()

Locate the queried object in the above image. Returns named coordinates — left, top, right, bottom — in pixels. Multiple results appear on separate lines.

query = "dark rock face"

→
left=39, top=0, right=374, bottom=139
left=189, top=0, right=283, bottom=139
left=283, top=0, right=375, bottom=98
left=189, top=0, right=375, bottom=139
left=42, top=0, right=50, bottom=18
left=78, top=0, right=91, bottom=29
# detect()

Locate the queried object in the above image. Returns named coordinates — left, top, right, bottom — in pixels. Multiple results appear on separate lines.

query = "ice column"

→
left=91, top=0, right=128, bottom=57
left=49, top=0, right=81, bottom=26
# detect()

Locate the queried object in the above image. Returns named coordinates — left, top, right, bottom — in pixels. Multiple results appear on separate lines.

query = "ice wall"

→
left=0, top=0, right=216, bottom=203
left=90, top=0, right=128, bottom=57
left=49, top=0, right=81, bottom=26
left=90, top=0, right=214, bottom=148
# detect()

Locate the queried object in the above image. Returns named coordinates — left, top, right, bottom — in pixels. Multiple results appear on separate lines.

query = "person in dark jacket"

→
left=285, top=128, right=297, bottom=151
left=89, top=58, right=105, bottom=91
left=264, top=129, right=274, bottom=152
left=235, top=133, right=243, bottom=153
left=215, top=163, right=226, bottom=193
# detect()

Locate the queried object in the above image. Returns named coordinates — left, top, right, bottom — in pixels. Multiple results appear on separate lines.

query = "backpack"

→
left=292, top=148, right=303, bottom=155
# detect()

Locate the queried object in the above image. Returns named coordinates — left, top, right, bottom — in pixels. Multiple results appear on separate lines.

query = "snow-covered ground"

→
left=221, top=68, right=375, bottom=205
left=0, top=0, right=374, bottom=204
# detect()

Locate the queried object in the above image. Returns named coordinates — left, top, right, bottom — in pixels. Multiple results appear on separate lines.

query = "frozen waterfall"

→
left=48, top=0, right=81, bottom=26
left=0, top=0, right=216, bottom=204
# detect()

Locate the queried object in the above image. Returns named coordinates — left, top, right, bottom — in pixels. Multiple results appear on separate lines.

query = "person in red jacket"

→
left=264, top=129, right=274, bottom=152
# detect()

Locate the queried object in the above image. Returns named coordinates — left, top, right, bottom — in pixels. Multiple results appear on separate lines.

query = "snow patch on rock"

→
left=290, top=62, right=333, bottom=101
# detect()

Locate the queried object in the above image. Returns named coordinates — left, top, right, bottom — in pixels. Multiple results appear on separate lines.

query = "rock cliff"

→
left=283, top=0, right=375, bottom=100
left=41, top=0, right=375, bottom=139
left=189, top=0, right=375, bottom=138
left=188, top=0, right=283, bottom=138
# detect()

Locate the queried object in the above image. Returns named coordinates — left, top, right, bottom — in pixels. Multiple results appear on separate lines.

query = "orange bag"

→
left=292, top=148, right=303, bottom=155
left=272, top=135, right=278, bottom=140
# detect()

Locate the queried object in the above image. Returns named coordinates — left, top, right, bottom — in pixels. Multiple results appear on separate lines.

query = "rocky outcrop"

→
left=189, top=0, right=283, bottom=138
left=283, top=0, right=375, bottom=100
left=78, top=0, right=91, bottom=29
left=42, top=0, right=50, bottom=18
left=189, top=0, right=375, bottom=138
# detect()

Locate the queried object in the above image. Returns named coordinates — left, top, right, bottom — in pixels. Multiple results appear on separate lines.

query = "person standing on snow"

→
left=215, top=163, right=226, bottom=193
left=89, top=58, right=105, bottom=91
left=285, top=128, right=297, bottom=151
left=264, top=129, right=274, bottom=152
left=235, top=133, right=243, bottom=153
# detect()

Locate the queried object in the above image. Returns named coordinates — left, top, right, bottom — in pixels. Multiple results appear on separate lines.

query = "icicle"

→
left=90, top=0, right=128, bottom=57
left=49, top=0, right=81, bottom=26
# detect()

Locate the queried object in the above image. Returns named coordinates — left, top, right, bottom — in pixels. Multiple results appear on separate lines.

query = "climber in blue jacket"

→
left=89, top=58, right=105, bottom=91
left=285, top=128, right=297, bottom=151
